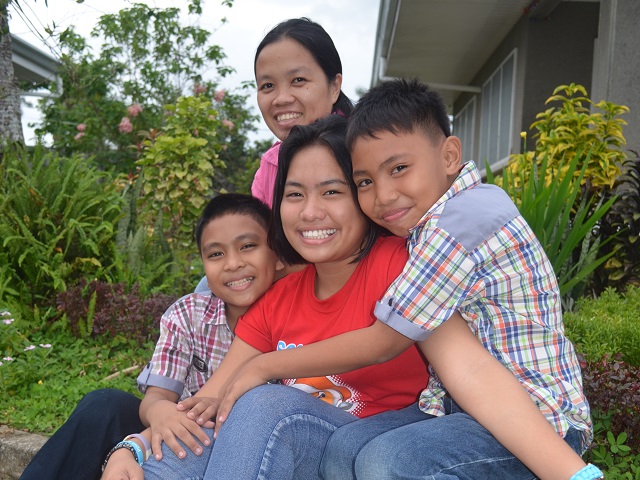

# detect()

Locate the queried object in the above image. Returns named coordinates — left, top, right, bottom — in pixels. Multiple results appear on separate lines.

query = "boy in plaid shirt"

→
left=22, top=194, right=282, bottom=480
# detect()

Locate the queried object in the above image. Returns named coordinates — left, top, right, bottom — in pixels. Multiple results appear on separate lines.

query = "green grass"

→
left=0, top=325, right=153, bottom=434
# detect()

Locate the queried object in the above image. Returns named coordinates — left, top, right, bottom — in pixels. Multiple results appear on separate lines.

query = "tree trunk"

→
left=0, top=2, right=24, bottom=144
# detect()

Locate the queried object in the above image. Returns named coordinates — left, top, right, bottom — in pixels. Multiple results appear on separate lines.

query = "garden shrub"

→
left=56, top=280, right=177, bottom=344
left=564, top=286, right=640, bottom=366
left=0, top=145, right=123, bottom=307
left=597, top=151, right=640, bottom=291
left=505, top=83, right=628, bottom=194
left=581, top=354, right=640, bottom=452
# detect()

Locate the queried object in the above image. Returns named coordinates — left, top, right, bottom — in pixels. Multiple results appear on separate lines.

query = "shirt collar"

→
left=409, top=161, right=481, bottom=234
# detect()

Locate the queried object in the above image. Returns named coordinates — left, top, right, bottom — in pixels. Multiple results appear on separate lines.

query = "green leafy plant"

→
left=564, top=286, right=640, bottom=366
left=505, top=83, right=628, bottom=194
left=136, top=95, right=225, bottom=256
left=597, top=151, right=640, bottom=290
left=486, top=150, right=616, bottom=308
left=586, top=411, right=640, bottom=479
left=0, top=305, right=154, bottom=433
left=0, top=145, right=123, bottom=306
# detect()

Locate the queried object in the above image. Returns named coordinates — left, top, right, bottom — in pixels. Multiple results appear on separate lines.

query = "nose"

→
left=299, top=197, right=326, bottom=222
left=224, top=250, right=246, bottom=271
left=273, top=86, right=295, bottom=106
left=374, top=182, right=398, bottom=207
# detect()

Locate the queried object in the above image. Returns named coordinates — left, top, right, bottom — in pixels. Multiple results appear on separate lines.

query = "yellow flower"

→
left=38, top=380, right=43, bottom=385
left=520, top=131, right=527, bottom=139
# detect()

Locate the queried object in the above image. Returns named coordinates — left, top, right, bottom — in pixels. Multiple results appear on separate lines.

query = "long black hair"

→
left=255, top=18, right=353, bottom=116
left=269, top=115, right=379, bottom=265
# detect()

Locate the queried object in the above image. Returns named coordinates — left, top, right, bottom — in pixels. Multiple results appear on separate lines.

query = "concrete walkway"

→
left=0, top=426, right=46, bottom=479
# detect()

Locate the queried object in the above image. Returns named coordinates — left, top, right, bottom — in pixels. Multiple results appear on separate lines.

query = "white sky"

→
left=9, top=0, right=381, bottom=143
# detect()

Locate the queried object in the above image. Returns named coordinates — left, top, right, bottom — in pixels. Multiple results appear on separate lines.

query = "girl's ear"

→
left=330, top=73, right=343, bottom=104
left=443, top=136, right=462, bottom=175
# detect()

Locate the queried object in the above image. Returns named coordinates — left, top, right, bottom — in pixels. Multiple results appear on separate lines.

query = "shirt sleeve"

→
left=137, top=300, right=192, bottom=396
left=251, top=143, right=280, bottom=208
left=375, top=227, right=477, bottom=341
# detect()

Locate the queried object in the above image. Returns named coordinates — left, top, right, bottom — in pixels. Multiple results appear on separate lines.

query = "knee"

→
left=320, top=429, right=356, bottom=480
left=233, top=384, right=308, bottom=416
left=353, top=437, right=399, bottom=480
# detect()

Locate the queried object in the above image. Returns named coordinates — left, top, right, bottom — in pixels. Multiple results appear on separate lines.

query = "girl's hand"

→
left=100, top=448, right=143, bottom=480
left=176, top=397, right=220, bottom=430
left=213, top=360, right=272, bottom=438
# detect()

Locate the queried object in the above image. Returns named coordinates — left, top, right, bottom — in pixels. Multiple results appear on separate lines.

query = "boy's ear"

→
left=443, top=136, right=462, bottom=175
left=275, top=259, right=286, bottom=272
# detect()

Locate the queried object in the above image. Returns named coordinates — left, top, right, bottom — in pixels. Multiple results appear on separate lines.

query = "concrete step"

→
left=0, top=426, right=47, bottom=480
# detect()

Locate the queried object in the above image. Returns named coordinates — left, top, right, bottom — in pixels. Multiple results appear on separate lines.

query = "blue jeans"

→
left=143, top=384, right=357, bottom=480
left=320, top=397, right=586, bottom=480
left=19, top=389, right=144, bottom=480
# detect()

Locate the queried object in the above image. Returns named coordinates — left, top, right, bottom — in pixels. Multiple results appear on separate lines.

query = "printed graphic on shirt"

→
left=277, top=340, right=303, bottom=350
left=286, top=376, right=357, bottom=412
left=277, top=339, right=363, bottom=414
left=191, top=354, right=207, bottom=373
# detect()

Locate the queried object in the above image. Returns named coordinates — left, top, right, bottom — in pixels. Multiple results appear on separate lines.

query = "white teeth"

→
left=301, top=229, right=336, bottom=240
left=226, top=277, right=253, bottom=287
left=276, top=113, right=302, bottom=122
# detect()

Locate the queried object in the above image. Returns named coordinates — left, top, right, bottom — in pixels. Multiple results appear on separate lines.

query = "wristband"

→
left=569, top=464, right=605, bottom=480
left=101, top=440, right=144, bottom=472
left=124, top=433, right=152, bottom=461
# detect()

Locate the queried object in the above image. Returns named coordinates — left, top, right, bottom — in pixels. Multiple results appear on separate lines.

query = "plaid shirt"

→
left=375, top=162, right=592, bottom=448
left=137, top=292, right=233, bottom=401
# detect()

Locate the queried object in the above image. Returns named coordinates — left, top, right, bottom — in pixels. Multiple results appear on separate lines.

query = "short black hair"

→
left=195, top=193, right=271, bottom=254
left=346, top=78, right=451, bottom=150
left=269, top=115, right=380, bottom=265
left=254, top=17, right=353, bottom=116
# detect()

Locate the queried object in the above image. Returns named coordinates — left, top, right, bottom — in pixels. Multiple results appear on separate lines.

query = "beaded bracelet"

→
left=101, top=440, right=144, bottom=472
left=569, top=464, right=605, bottom=480
left=124, top=433, right=152, bottom=462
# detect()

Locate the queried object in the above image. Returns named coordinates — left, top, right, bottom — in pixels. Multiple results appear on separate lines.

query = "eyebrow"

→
left=202, top=232, right=262, bottom=251
left=285, top=178, right=349, bottom=189
left=256, top=66, right=310, bottom=83
left=352, top=154, right=407, bottom=178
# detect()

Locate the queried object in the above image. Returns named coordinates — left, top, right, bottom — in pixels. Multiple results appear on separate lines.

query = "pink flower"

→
left=2, top=319, right=14, bottom=325
left=193, top=84, right=207, bottom=95
left=127, top=103, right=143, bottom=117
left=24, top=345, right=36, bottom=351
left=3, top=357, right=13, bottom=361
left=214, top=89, right=226, bottom=103
left=39, top=343, right=52, bottom=348
left=76, top=123, right=86, bottom=132
left=74, top=132, right=85, bottom=141
left=118, top=117, right=133, bottom=134
left=222, top=119, right=234, bottom=130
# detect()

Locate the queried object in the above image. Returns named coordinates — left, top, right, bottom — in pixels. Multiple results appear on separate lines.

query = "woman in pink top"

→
left=250, top=17, right=353, bottom=207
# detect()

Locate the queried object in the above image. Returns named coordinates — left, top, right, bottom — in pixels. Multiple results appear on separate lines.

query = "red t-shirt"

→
left=236, top=236, right=429, bottom=418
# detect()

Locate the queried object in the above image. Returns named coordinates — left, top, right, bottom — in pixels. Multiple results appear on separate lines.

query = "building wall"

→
left=522, top=2, right=599, bottom=139
left=592, top=0, right=640, bottom=151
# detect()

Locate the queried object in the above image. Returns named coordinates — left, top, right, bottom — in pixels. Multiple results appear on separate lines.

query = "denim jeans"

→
left=143, top=384, right=357, bottom=480
left=19, top=388, right=144, bottom=480
left=320, top=397, right=586, bottom=480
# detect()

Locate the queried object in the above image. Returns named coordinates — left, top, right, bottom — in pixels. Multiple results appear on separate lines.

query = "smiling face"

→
left=200, top=213, right=282, bottom=324
left=351, top=129, right=462, bottom=237
left=255, top=38, right=342, bottom=141
left=280, top=144, right=367, bottom=273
